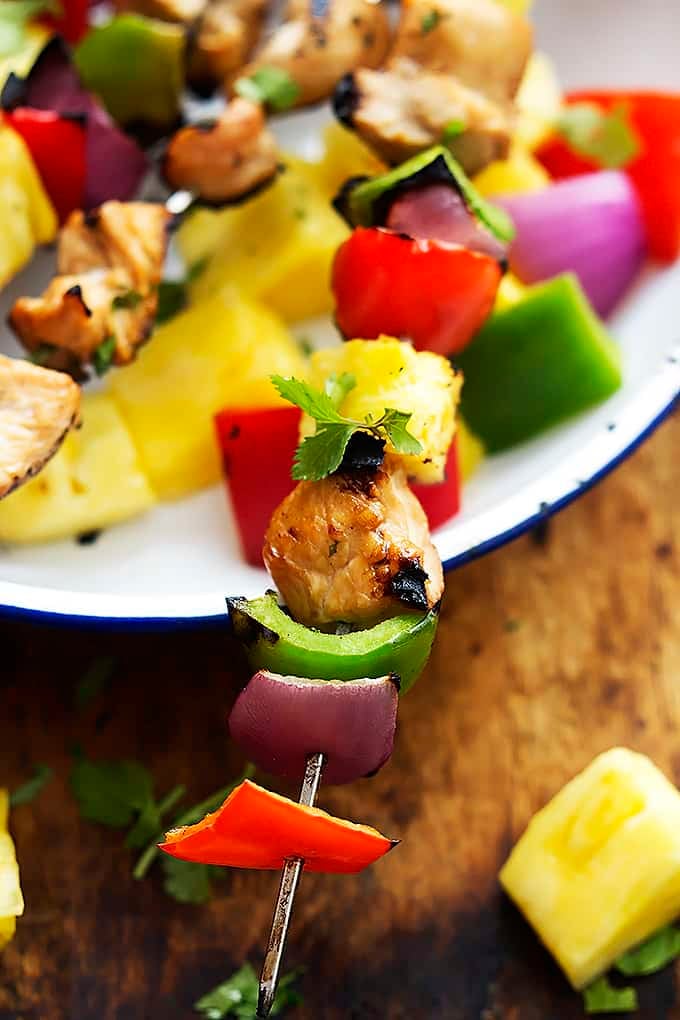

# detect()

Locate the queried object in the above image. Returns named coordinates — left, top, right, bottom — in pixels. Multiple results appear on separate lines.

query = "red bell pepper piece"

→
left=411, top=436, right=460, bottom=532
left=5, top=108, right=87, bottom=223
left=214, top=405, right=301, bottom=566
left=537, top=91, right=680, bottom=262
left=332, top=227, right=502, bottom=357
left=41, top=0, right=89, bottom=43
left=159, top=779, right=396, bottom=874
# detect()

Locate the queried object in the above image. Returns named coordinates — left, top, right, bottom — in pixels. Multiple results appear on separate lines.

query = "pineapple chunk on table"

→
left=301, top=338, right=461, bottom=484
left=178, top=156, right=349, bottom=323
left=500, top=748, right=680, bottom=989
left=0, top=393, right=156, bottom=544
left=0, top=790, right=24, bottom=950
left=111, top=290, right=304, bottom=499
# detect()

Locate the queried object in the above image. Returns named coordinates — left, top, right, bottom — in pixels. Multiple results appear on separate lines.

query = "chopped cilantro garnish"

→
left=442, top=119, right=466, bottom=143
left=93, top=334, right=116, bottom=377
left=615, top=925, right=680, bottom=977
left=421, top=9, right=440, bottom=33
left=234, top=66, right=300, bottom=113
left=28, top=344, right=56, bottom=367
left=194, top=962, right=303, bottom=1018
left=10, top=764, right=53, bottom=807
left=270, top=375, right=422, bottom=481
left=112, top=289, right=143, bottom=311
left=557, top=102, right=640, bottom=169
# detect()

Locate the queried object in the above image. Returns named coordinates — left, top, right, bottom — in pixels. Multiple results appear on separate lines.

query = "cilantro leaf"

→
left=10, top=764, right=53, bottom=807
left=292, top=423, right=355, bottom=481
left=421, top=9, right=440, bottom=33
left=0, top=1, right=57, bottom=58
left=583, top=975, right=637, bottom=1014
left=615, top=925, right=680, bottom=977
left=112, top=289, right=143, bottom=311
left=194, top=963, right=302, bottom=1018
left=162, top=856, right=214, bottom=905
left=70, top=756, right=154, bottom=829
left=93, top=334, right=116, bottom=377
left=28, top=343, right=56, bottom=367
left=557, top=102, right=640, bottom=169
left=234, top=67, right=300, bottom=113
left=442, top=119, right=466, bottom=143
left=74, top=656, right=116, bottom=711
left=271, top=375, right=345, bottom=424
left=381, top=409, right=423, bottom=456
left=324, top=371, right=356, bottom=408
left=156, top=280, right=188, bottom=324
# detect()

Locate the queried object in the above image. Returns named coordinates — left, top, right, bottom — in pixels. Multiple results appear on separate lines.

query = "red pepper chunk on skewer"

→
left=159, top=779, right=396, bottom=874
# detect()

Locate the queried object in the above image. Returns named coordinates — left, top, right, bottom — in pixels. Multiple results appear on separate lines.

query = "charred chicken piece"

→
left=10, top=202, right=170, bottom=376
left=263, top=453, right=444, bottom=629
left=334, top=0, right=532, bottom=173
left=162, top=98, right=279, bottom=204
left=112, top=0, right=207, bottom=24
left=238, top=0, right=391, bottom=108
left=0, top=355, right=80, bottom=499
left=188, top=0, right=268, bottom=93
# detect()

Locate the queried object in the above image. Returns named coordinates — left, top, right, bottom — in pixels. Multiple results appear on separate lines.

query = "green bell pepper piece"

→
left=456, top=273, right=622, bottom=453
left=227, top=593, right=439, bottom=694
left=74, top=14, right=184, bottom=128
left=344, top=145, right=514, bottom=242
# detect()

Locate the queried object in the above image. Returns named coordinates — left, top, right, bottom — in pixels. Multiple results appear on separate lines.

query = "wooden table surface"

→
left=1, top=408, right=679, bottom=1020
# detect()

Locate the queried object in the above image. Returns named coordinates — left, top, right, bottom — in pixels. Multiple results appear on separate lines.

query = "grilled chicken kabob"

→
left=156, top=144, right=512, bottom=1013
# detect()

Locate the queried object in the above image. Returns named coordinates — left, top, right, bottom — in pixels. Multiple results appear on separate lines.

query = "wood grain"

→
left=1, top=407, right=679, bottom=1020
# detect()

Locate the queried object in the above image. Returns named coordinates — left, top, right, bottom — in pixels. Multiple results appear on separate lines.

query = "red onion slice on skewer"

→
left=228, top=671, right=399, bottom=786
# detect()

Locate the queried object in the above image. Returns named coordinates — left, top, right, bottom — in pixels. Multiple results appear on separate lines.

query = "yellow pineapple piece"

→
left=315, top=121, right=386, bottom=199
left=179, top=157, right=349, bottom=323
left=500, top=748, right=680, bottom=989
left=474, top=145, right=550, bottom=198
left=0, top=24, right=52, bottom=92
left=516, top=52, right=562, bottom=151
left=0, top=790, right=23, bottom=950
left=0, top=124, right=57, bottom=288
left=301, top=338, right=461, bottom=484
left=458, top=419, right=485, bottom=481
left=495, top=273, right=527, bottom=312
left=111, top=290, right=304, bottom=499
left=0, top=393, right=156, bottom=544
left=493, top=0, right=532, bottom=12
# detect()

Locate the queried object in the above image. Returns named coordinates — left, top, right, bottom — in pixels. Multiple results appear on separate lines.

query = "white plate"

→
left=0, top=0, right=679, bottom=625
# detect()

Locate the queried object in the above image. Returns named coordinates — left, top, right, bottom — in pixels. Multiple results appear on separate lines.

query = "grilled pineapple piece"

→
left=178, top=157, right=349, bottom=322
left=0, top=125, right=57, bottom=289
left=473, top=145, right=550, bottom=197
left=0, top=394, right=155, bottom=543
left=111, top=290, right=304, bottom=499
left=0, top=790, right=23, bottom=950
left=500, top=748, right=680, bottom=989
left=302, top=338, right=461, bottom=484
left=515, top=52, right=562, bottom=151
left=316, top=121, right=386, bottom=199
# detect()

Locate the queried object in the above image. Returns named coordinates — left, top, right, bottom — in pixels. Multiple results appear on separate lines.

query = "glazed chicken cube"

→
left=0, top=354, right=80, bottom=499
left=263, top=455, right=444, bottom=629
left=189, top=0, right=268, bottom=90
left=163, top=99, right=279, bottom=204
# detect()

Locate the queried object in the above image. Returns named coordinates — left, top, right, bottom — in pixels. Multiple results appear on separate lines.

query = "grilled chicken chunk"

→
left=263, top=456, right=444, bottom=629
left=113, top=0, right=206, bottom=24
left=335, top=0, right=532, bottom=172
left=163, top=99, right=278, bottom=203
left=189, top=0, right=268, bottom=91
left=10, top=202, right=170, bottom=376
left=238, top=0, right=391, bottom=108
left=0, top=355, right=80, bottom=499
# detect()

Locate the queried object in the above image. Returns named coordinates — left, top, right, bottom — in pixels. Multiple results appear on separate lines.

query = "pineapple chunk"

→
left=111, top=290, right=304, bottom=499
left=0, top=790, right=23, bottom=950
left=474, top=145, right=550, bottom=198
left=0, top=124, right=57, bottom=288
left=458, top=419, right=485, bottom=481
left=0, top=394, right=156, bottom=544
left=516, top=52, right=562, bottom=151
left=500, top=748, right=680, bottom=989
left=0, top=24, right=52, bottom=91
left=179, top=157, right=349, bottom=323
left=302, top=338, right=461, bottom=484
left=315, top=121, right=386, bottom=200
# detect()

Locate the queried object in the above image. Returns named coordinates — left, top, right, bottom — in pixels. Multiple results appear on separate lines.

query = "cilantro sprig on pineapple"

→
left=270, top=373, right=422, bottom=481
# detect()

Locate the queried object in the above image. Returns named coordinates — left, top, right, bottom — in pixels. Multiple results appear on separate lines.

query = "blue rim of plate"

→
left=0, top=347, right=678, bottom=629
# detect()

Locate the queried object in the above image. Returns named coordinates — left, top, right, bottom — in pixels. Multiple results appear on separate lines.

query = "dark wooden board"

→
left=1, top=408, right=679, bottom=1020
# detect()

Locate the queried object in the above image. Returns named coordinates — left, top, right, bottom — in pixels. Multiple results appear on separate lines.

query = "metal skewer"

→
left=257, top=752, right=325, bottom=1018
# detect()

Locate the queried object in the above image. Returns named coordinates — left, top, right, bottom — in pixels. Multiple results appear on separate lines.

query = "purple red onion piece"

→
left=228, top=671, right=399, bottom=786
left=1, top=39, right=147, bottom=209
left=386, top=184, right=508, bottom=262
left=495, top=171, right=647, bottom=317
